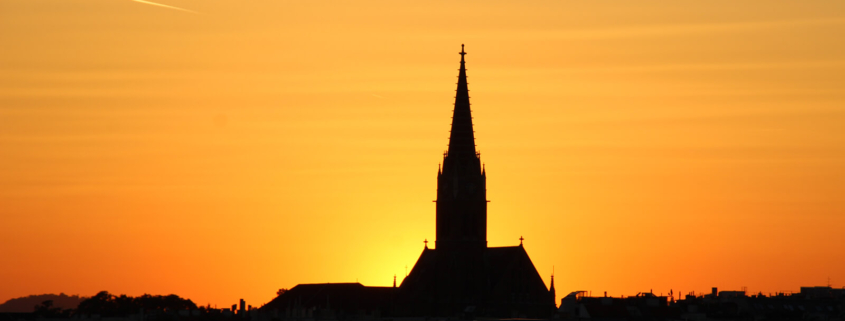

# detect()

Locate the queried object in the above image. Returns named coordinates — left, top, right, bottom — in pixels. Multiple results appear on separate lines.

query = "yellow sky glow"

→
left=1, top=0, right=844, bottom=308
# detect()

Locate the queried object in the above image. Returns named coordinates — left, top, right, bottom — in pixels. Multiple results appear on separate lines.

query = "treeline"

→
left=1, top=292, right=198, bottom=318
left=75, top=291, right=198, bottom=317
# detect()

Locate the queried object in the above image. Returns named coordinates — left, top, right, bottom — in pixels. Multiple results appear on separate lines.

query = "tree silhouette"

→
left=76, top=291, right=197, bottom=317
left=34, top=300, right=72, bottom=318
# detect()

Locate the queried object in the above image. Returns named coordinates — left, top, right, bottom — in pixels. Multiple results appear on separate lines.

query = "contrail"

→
left=132, top=0, right=198, bottom=14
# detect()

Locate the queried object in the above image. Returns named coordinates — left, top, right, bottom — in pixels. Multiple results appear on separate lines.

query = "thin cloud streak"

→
left=132, top=0, right=198, bottom=14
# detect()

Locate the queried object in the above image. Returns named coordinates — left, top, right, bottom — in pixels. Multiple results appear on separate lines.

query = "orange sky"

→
left=2, top=0, right=845, bottom=308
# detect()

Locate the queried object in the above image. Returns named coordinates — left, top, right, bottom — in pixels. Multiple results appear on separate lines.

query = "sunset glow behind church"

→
left=2, top=0, right=845, bottom=309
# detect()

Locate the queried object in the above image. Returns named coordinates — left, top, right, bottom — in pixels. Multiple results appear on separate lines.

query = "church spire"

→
left=550, top=268, right=556, bottom=306
left=447, top=44, right=476, bottom=158
left=436, top=44, right=487, bottom=250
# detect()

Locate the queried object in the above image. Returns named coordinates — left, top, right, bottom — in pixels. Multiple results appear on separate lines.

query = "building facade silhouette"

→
left=396, top=45, right=555, bottom=318
left=263, top=46, right=555, bottom=318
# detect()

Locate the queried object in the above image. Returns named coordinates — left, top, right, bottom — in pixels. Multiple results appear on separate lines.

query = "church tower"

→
left=398, top=45, right=555, bottom=318
left=266, top=45, right=556, bottom=319
left=435, top=44, right=487, bottom=251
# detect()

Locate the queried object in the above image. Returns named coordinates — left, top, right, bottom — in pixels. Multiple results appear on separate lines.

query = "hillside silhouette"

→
left=0, top=293, right=86, bottom=313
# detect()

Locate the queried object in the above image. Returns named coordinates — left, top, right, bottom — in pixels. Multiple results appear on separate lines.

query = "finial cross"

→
left=424, top=238, right=428, bottom=248
left=460, top=44, right=466, bottom=61
left=519, top=235, right=524, bottom=245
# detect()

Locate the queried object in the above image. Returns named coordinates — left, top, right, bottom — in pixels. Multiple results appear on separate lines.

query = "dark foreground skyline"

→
left=4, top=1, right=845, bottom=307
left=4, top=285, right=844, bottom=321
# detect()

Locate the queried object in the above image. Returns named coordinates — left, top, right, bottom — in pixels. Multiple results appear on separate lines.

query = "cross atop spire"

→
left=447, top=44, right=477, bottom=158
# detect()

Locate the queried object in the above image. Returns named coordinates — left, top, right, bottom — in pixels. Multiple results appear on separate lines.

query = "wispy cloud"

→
left=132, top=0, right=198, bottom=14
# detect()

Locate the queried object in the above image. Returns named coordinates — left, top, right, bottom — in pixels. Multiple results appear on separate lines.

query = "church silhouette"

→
left=263, top=46, right=556, bottom=319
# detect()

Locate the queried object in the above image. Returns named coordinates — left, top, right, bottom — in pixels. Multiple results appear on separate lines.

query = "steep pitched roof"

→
left=485, top=246, right=526, bottom=289
left=397, top=248, right=436, bottom=291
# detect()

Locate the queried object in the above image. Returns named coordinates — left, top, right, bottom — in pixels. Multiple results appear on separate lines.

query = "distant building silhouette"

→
left=261, top=283, right=393, bottom=319
left=558, top=287, right=845, bottom=321
left=264, top=45, right=555, bottom=318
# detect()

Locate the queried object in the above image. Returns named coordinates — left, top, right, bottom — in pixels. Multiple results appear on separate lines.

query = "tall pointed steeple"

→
left=396, top=47, right=557, bottom=318
left=435, top=44, right=487, bottom=250
left=447, top=44, right=477, bottom=158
